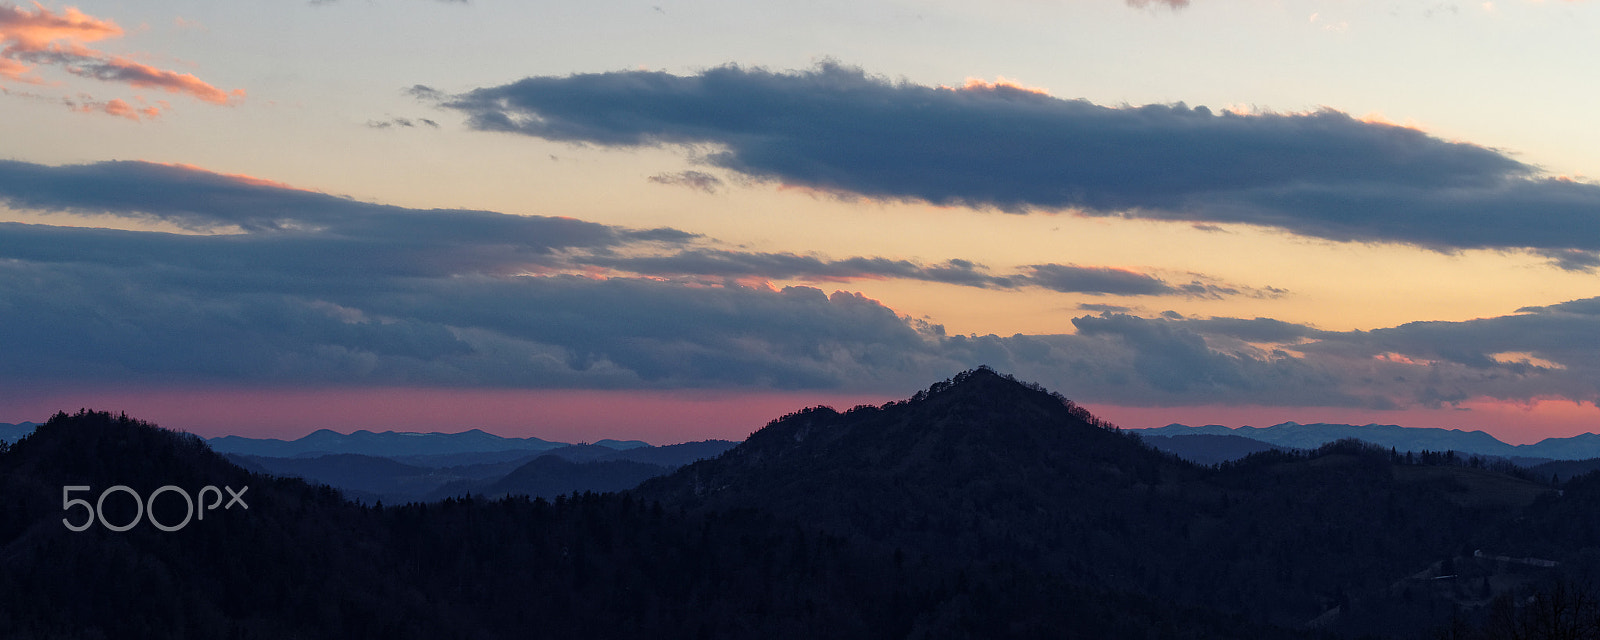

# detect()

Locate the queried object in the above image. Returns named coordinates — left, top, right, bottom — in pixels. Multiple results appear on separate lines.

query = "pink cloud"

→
left=0, top=3, right=120, bottom=50
left=0, top=53, right=33, bottom=81
left=67, top=54, right=237, bottom=104
left=0, top=2, right=239, bottom=116
left=61, top=93, right=166, bottom=121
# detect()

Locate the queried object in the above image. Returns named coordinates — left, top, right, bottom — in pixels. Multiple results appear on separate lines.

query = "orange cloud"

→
left=944, top=76, right=1052, bottom=97
left=0, top=2, right=239, bottom=116
left=152, top=162, right=305, bottom=190
left=0, top=3, right=120, bottom=50
left=968, top=77, right=1048, bottom=95
left=0, top=54, right=32, bottom=81
left=72, top=54, right=237, bottom=104
left=67, top=95, right=165, bottom=121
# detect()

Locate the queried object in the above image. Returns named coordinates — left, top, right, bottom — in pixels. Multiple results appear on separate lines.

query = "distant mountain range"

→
left=1132, top=422, right=1600, bottom=462
left=207, top=427, right=652, bottom=458
left=1135, top=433, right=1288, bottom=466
left=0, top=422, right=37, bottom=444
left=4, top=420, right=735, bottom=503
left=226, top=439, right=738, bottom=503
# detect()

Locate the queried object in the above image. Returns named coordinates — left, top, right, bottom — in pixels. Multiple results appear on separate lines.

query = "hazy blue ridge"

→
left=226, top=439, right=739, bottom=504
left=0, top=422, right=39, bottom=444
left=207, top=428, right=567, bottom=458
left=1132, top=422, right=1600, bottom=460
left=1138, top=433, right=1286, bottom=466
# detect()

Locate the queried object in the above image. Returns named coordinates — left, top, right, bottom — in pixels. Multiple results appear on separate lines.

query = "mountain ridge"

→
left=1133, top=421, right=1600, bottom=460
left=637, top=367, right=1573, bottom=634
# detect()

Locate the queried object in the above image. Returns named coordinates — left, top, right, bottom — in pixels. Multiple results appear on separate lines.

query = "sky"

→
left=4, top=0, right=1600, bottom=444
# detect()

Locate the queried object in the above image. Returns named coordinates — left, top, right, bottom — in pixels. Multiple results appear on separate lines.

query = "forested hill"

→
left=637, top=367, right=1589, bottom=636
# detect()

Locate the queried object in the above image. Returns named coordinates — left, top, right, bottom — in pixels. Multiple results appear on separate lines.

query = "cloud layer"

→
left=441, top=63, right=1600, bottom=268
left=5, top=159, right=1599, bottom=411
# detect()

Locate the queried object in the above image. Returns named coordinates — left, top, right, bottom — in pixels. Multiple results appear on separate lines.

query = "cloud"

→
left=0, top=160, right=1278, bottom=303
left=1126, top=0, right=1191, bottom=9
left=585, top=249, right=1277, bottom=298
left=0, top=160, right=682, bottom=279
left=12, top=159, right=1592, bottom=410
left=0, top=161, right=939, bottom=390
left=0, top=3, right=120, bottom=51
left=588, top=250, right=999, bottom=286
left=0, top=160, right=1295, bottom=398
left=1026, top=264, right=1171, bottom=296
left=0, top=3, right=238, bottom=118
left=1021, top=264, right=1281, bottom=298
left=648, top=170, right=723, bottom=193
left=73, top=96, right=159, bottom=120
left=367, top=116, right=440, bottom=129
left=439, top=62, right=1600, bottom=266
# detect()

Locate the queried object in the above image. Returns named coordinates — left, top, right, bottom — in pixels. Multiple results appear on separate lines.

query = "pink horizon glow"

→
left=0, top=386, right=902, bottom=445
left=5, top=386, right=1597, bottom=447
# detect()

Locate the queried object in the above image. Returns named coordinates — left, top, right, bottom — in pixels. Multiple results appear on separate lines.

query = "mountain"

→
left=383, top=440, right=734, bottom=469
left=592, top=438, right=650, bottom=450
left=451, top=455, right=672, bottom=501
left=1139, top=433, right=1287, bottom=465
left=414, top=441, right=737, bottom=501
left=207, top=427, right=566, bottom=458
left=1134, top=422, right=1523, bottom=457
left=0, top=421, right=37, bottom=444
left=224, top=452, right=449, bottom=504
left=638, top=367, right=1571, bottom=635
left=228, top=439, right=740, bottom=504
left=0, top=410, right=433, bottom=639
left=1521, top=432, right=1600, bottom=460
left=591, top=439, right=737, bottom=467
left=538, top=439, right=738, bottom=466
left=1134, top=422, right=1600, bottom=462
left=1527, top=457, right=1600, bottom=483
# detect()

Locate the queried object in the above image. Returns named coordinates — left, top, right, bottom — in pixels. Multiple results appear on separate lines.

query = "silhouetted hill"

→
left=227, top=440, right=740, bottom=504
left=592, top=438, right=650, bottom=450
left=0, top=410, right=447, bottom=639
left=1526, top=458, right=1600, bottom=484
left=225, top=452, right=449, bottom=504
left=208, top=427, right=565, bottom=458
left=541, top=439, right=738, bottom=466
left=0, top=422, right=36, bottom=445
left=1139, top=432, right=1288, bottom=465
left=1134, top=422, right=1600, bottom=461
left=638, top=368, right=1571, bottom=635
left=450, top=455, right=672, bottom=501
left=597, top=439, right=737, bottom=466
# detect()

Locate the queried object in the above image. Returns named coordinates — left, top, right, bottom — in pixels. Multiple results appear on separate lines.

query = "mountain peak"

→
left=637, top=367, right=1163, bottom=515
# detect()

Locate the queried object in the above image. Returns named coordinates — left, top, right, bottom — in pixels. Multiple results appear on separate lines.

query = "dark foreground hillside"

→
left=5, top=370, right=1600, bottom=638
left=635, top=368, right=1599, bottom=637
left=0, top=408, right=1300, bottom=639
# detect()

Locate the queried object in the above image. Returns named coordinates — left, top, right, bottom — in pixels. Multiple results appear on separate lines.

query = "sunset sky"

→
left=4, top=0, right=1600, bottom=444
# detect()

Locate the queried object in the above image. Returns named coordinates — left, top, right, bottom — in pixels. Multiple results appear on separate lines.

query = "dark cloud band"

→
left=7, top=159, right=1595, bottom=409
left=441, top=63, right=1600, bottom=265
